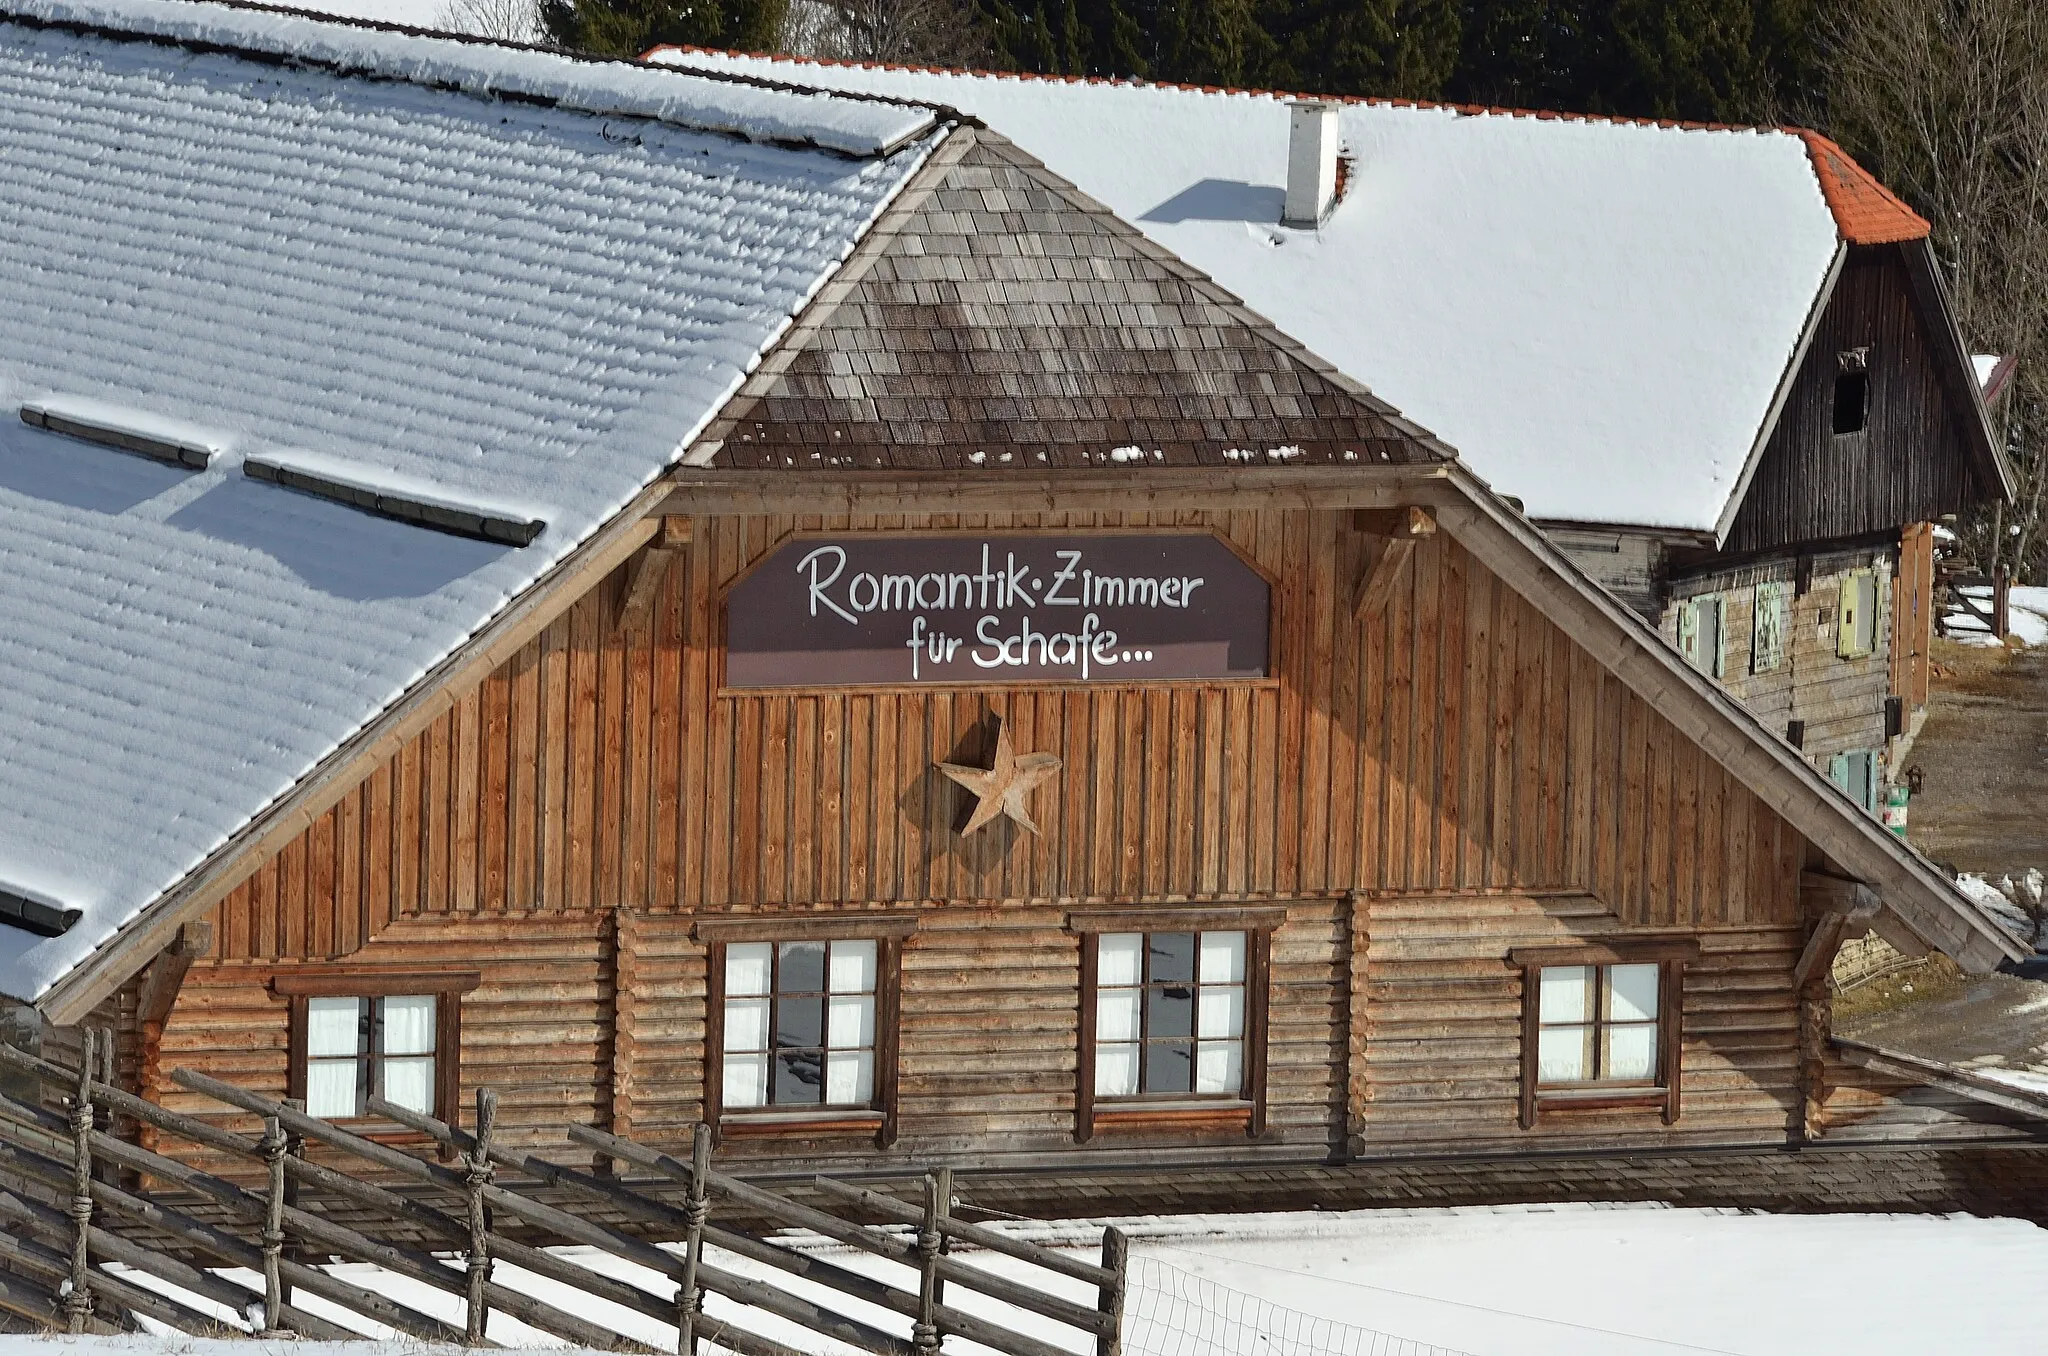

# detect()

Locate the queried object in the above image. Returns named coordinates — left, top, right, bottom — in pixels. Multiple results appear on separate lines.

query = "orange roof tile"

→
left=649, top=48, right=1932, bottom=247
left=1794, top=131, right=1929, bottom=244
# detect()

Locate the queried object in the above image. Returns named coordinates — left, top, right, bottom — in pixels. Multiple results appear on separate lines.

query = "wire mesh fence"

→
left=1125, top=1255, right=1473, bottom=1356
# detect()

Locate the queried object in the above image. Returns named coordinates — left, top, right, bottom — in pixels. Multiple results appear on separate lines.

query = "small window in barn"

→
left=721, top=939, right=878, bottom=1111
left=1834, top=348, right=1871, bottom=435
left=1752, top=582, right=1788, bottom=674
left=1828, top=749, right=1881, bottom=814
left=1071, top=909, right=1278, bottom=1141
left=1509, top=941, right=1697, bottom=1129
left=1675, top=596, right=1723, bottom=678
left=274, top=971, right=476, bottom=1128
left=1837, top=570, right=1879, bottom=658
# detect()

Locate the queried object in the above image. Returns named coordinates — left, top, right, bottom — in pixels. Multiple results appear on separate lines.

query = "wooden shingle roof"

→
left=698, top=132, right=1448, bottom=471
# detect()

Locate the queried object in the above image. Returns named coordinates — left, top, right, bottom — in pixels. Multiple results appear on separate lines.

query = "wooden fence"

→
left=0, top=1029, right=1124, bottom=1355
left=1940, top=564, right=2010, bottom=640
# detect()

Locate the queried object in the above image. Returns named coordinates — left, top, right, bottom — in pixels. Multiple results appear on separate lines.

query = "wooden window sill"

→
left=718, top=1109, right=885, bottom=1138
left=1090, top=1100, right=1253, bottom=1132
left=1531, top=1088, right=1670, bottom=1115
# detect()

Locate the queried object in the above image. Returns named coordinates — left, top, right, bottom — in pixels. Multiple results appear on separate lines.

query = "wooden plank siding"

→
left=153, top=506, right=1820, bottom=1168
left=1725, top=247, right=1989, bottom=556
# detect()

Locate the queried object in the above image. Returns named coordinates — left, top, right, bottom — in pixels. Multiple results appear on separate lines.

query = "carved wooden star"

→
left=936, top=716, right=1062, bottom=837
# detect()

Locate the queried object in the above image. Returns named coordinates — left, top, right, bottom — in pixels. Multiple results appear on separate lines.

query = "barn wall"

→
left=151, top=506, right=1822, bottom=1171
left=1725, top=247, right=1984, bottom=555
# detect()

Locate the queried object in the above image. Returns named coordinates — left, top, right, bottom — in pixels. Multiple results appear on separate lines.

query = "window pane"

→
left=828, top=940, right=877, bottom=995
left=1198, top=932, right=1245, bottom=984
left=1149, top=933, right=1195, bottom=984
left=1147, top=982, right=1195, bottom=1039
left=727, top=944, right=772, bottom=998
left=306, top=1058, right=359, bottom=1119
left=307, top=997, right=361, bottom=1059
left=1146, top=1040, right=1194, bottom=1094
left=382, top=1055, right=435, bottom=1114
left=778, top=941, right=827, bottom=994
left=774, top=1049, right=823, bottom=1104
left=1095, top=1043, right=1139, bottom=1097
left=1194, top=1040, right=1242, bottom=1096
left=1538, top=966, right=1592, bottom=1024
left=381, top=995, right=435, bottom=1057
left=1606, top=1023, right=1658, bottom=1081
left=775, top=994, right=824, bottom=1050
left=1197, top=986, right=1244, bottom=1039
left=1097, top=988, right=1140, bottom=1043
left=723, top=1052, right=767, bottom=1109
left=724, top=997, right=769, bottom=1053
left=1098, top=934, right=1143, bottom=988
left=824, top=1050, right=874, bottom=1105
left=1607, top=964, right=1660, bottom=1023
left=1537, top=1025, right=1592, bottom=1083
left=826, top=994, right=874, bottom=1050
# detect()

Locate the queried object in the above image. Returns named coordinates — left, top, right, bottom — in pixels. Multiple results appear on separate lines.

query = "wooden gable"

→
left=700, top=132, right=1439, bottom=471
left=1724, top=244, right=2004, bottom=554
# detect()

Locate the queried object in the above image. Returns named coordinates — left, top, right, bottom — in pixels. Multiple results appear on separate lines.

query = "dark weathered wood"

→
left=1097, top=1226, right=1128, bottom=1356
left=805, top=1177, right=1116, bottom=1288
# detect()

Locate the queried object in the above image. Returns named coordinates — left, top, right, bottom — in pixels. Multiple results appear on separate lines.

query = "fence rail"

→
left=0, top=1029, right=1124, bottom=1356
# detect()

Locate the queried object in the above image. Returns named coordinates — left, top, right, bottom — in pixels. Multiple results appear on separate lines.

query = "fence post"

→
left=913, top=1174, right=943, bottom=1354
left=258, top=1114, right=289, bottom=1333
left=1995, top=562, right=2012, bottom=640
left=932, top=1165, right=952, bottom=1312
left=63, top=1027, right=97, bottom=1333
left=676, top=1122, right=711, bottom=1355
left=281, top=1097, right=304, bottom=1315
left=1096, top=1225, right=1127, bottom=1356
left=464, top=1088, right=498, bottom=1346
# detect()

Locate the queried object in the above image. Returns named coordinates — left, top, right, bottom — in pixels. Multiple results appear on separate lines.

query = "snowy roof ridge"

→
left=0, top=0, right=939, bottom=156
left=650, top=46, right=1934, bottom=246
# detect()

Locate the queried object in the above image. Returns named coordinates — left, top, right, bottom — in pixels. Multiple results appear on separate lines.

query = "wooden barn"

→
left=659, top=50, right=2014, bottom=819
left=0, top=0, right=2037, bottom=1218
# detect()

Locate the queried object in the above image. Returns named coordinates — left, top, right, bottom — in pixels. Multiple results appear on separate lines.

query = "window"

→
left=722, top=939, right=877, bottom=1111
left=1838, top=570, right=1879, bottom=658
left=1675, top=596, right=1723, bottom=678
left=1833, top=347, right=1870, bottom=435
left=1071, top=907, right=1282, bottom=1142
left=1093, top=931, right=1246, bottom=1100
left=699, top=916, right=915, bottom=1146
left=1752, top=582, right=1788, bottom=674
left=273, top=970, right=477, bottom=1128
left=305, top=995, right=437, bottom=1120
left=1509, top=941, right=1698, bottom=1129
left=1829, top=749, right=1880, bottom=814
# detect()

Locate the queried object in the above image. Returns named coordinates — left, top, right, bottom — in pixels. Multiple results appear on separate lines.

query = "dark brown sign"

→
left=725, top=534, right=1270, bottom=688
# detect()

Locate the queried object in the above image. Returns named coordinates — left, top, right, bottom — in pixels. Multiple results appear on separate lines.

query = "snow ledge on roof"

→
left=0, top=0, right=939, bottom=156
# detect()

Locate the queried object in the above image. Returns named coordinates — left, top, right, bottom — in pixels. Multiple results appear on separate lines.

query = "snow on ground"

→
left=63, top=1204, right=2048, bottom=1356
left=1945, top=584, right=2048, bottom=647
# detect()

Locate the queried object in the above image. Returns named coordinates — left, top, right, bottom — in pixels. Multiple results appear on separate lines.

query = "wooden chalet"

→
left=0, top=0, right=2037, bottom=1218
left=659, top=52, right=2015, bottom=825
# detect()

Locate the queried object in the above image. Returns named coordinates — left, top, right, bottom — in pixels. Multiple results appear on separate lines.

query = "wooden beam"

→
left=1351, top=505, right=1436, bottom=538
left=655, top=467, right=1447, bottom=518
left=660, top=516, right=692, bottom=548
left=612, top=546, right=675, bottom=631
left=1834, top=1038, right=2048, bottom=1122
left=1353, top=538, right=1416, bottom=619
left=134, top=922, right=212, bottom=1028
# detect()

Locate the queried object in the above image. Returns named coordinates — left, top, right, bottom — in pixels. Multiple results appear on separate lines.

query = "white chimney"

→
left=1283, top=101, right=1340, bottom=228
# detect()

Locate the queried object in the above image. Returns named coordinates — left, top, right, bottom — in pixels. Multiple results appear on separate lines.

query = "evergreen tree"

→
left=539, top=0, right=787, bottom=58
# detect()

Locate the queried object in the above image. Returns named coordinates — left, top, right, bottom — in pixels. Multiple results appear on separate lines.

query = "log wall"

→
left=152, top=506, right=1826, bottom=1169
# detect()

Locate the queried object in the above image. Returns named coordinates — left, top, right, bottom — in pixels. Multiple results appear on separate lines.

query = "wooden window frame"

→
left=1068, top=906, right=1284, bottom=1143
left=272, top=969, right=479, bottom=1136
left=697, top=915, right=916, bottom=1149
left=1508, top=940, right=1698, bottom=1130
left=1838, top=569, right=1878, bottom=659
left=1752, top=581, right=1787, bottom=675
left=1675, top=596, right=1723, bottom=679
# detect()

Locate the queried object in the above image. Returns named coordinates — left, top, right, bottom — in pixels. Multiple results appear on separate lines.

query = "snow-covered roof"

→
left=654, top=51, right=1906, bottom=534
left=0, top=0, right=941, bottom=1000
